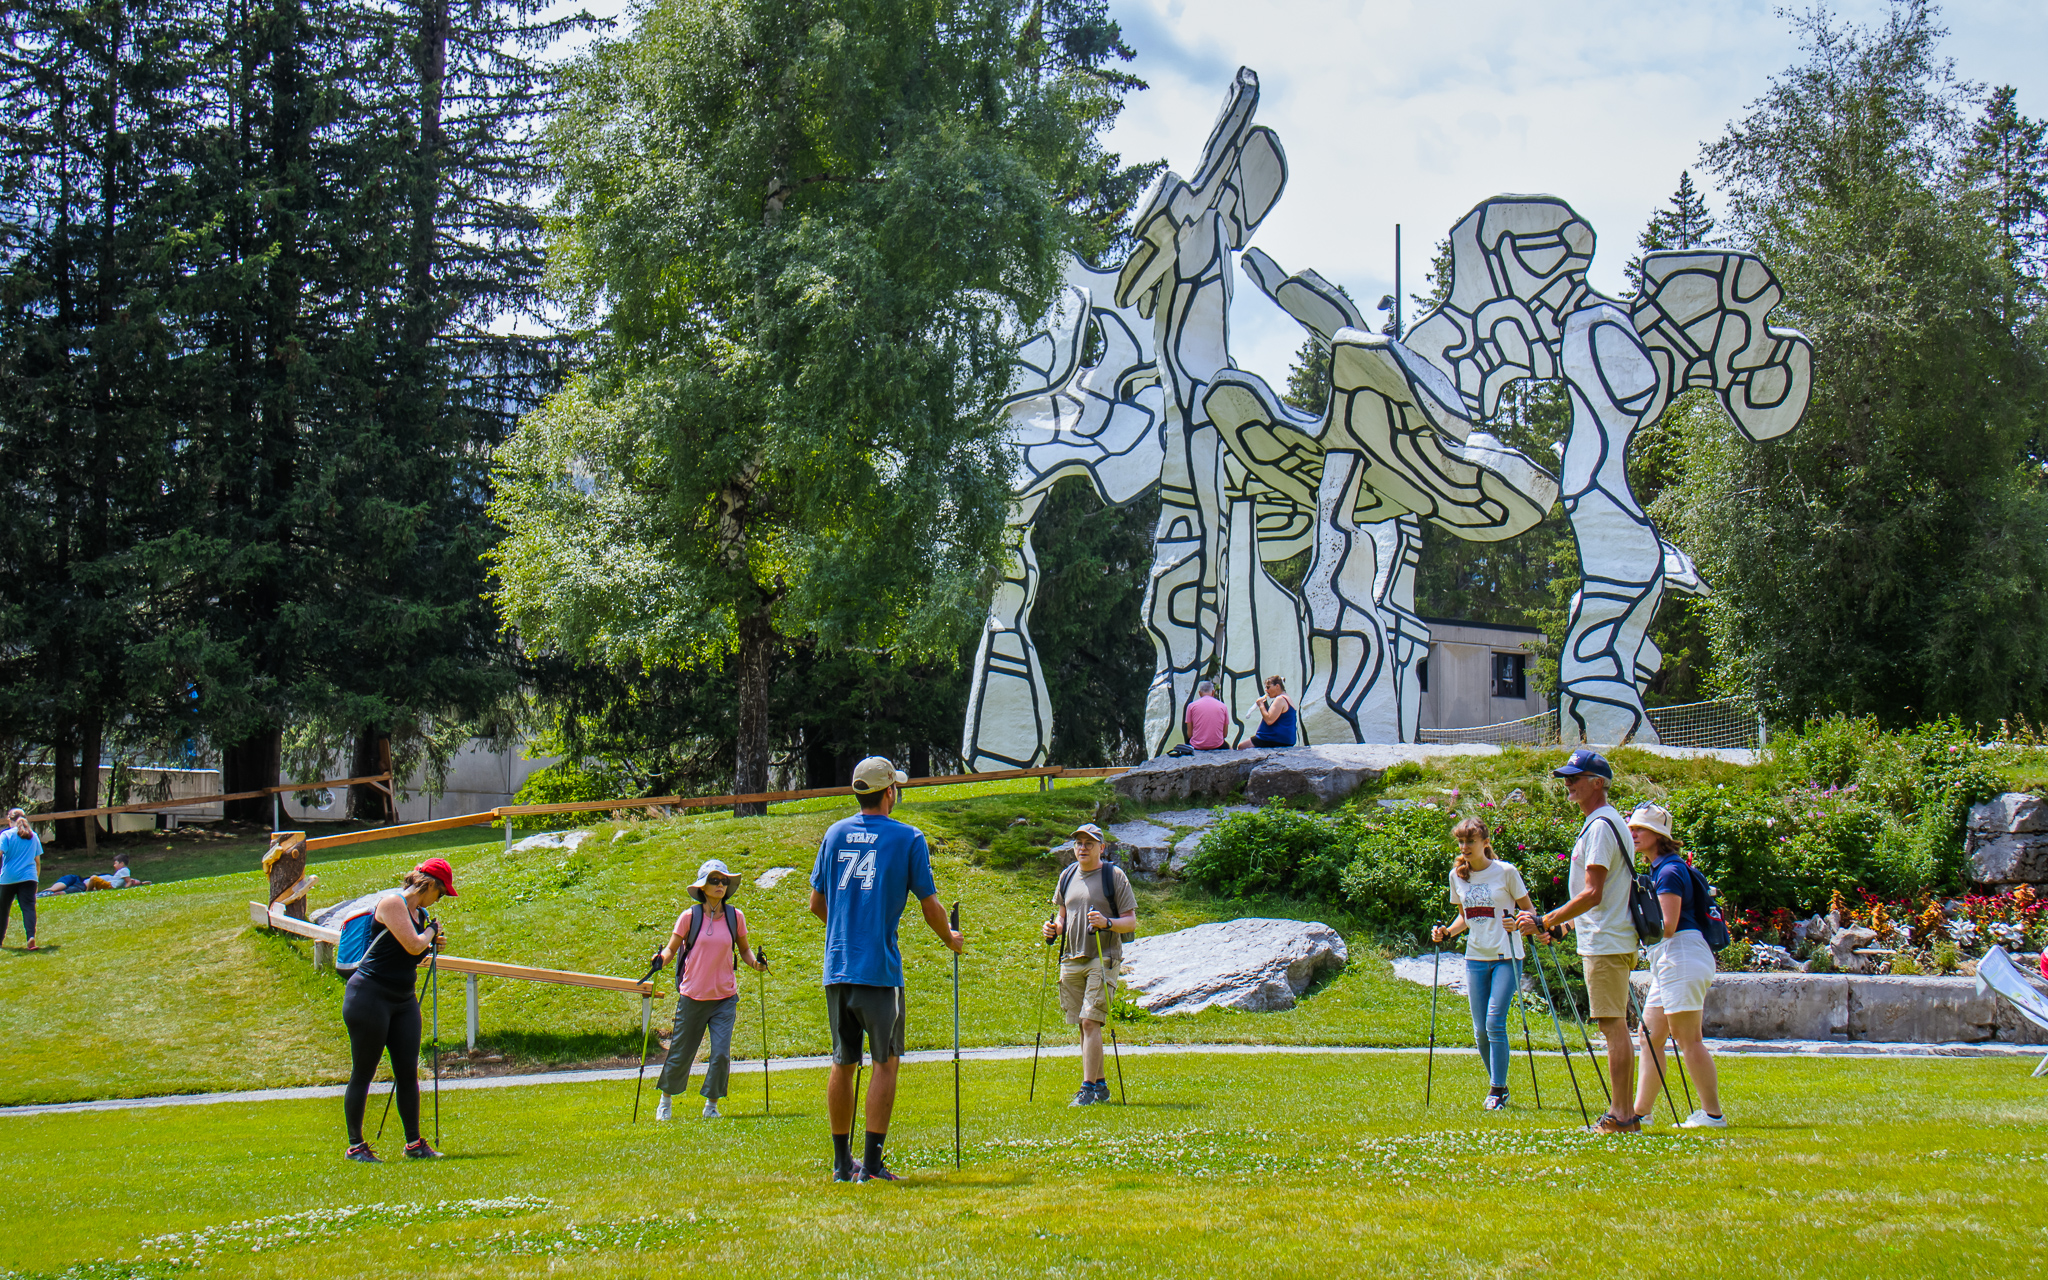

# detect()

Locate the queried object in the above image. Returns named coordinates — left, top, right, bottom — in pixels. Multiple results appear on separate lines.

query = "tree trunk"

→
left=908, top=742, right=931, bottom=781
left=52, top=733, right=81, bottom=849
left=221, top=728, right=281, bottom=825
left=348, top=725, right=391, bottom=822
left=733, top=601, right=774, bottom=816
left=78, top=717, right=101, bottom=856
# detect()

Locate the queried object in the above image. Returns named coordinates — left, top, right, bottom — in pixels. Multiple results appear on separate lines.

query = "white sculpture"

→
left=962, top=73, right=1813, bottom=767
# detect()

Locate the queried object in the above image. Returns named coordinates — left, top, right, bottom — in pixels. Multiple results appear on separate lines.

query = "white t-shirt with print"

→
left=1568, top=804, right=1636, bottom=956
left=1449, top=859, right=1529, bottom=961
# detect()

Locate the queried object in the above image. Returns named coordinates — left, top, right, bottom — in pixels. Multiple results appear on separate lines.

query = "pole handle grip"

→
left=949, top=901, right=960, bottom=931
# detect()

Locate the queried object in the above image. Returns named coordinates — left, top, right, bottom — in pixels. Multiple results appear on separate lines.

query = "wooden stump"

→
left=263, top=832, right=310, bottom=922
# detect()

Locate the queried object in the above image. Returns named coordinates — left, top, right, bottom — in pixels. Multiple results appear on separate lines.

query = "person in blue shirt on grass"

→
left=808, top=756, right=964, bottom=1184
left=2, top=809, right=44, bottom=950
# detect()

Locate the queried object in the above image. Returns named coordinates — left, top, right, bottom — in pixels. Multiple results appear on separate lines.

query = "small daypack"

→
left=1056, top=857, right=1131, bottom=953
left=333, top=892, right=405, bottom=974
left=1688, top=863, right=1732, bottom=950
left=675, top=904, right=744, bottom=987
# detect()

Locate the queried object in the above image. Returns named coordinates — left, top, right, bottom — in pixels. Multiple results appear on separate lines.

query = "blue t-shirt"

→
left=810, top=812, right=938, bottom=989
left=1, top=829, right=42, bottom=883
left=1651, top=854, right=1702, bottom=936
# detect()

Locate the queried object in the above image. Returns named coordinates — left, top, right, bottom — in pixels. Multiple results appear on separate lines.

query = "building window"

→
left=1491, top=652, right=1526, bottom=700
left=1417, top=657, right=1430, bottom=693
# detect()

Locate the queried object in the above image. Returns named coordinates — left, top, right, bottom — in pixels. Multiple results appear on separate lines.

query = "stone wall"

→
left=1630, top=971, right=2048, bottom=1044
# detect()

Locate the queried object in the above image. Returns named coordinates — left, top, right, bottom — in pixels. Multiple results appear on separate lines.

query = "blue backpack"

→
left=332, top=893, right=405, bottom=973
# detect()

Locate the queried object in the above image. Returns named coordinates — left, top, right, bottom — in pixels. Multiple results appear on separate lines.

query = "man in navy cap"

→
left=1522, top=748, right=1639, bottom=1133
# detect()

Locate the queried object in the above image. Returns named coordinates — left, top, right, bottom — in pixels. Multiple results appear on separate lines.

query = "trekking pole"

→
left=1103, top=955, right=1128, bottom=1104
left=1544, top=937, right=1612, bottom=1109
left=1628, top=981, right=1683, bottom=1124
left=1424, top=924, right=1449, bottom=1107
left=429, top=927, right=440, bottom=1148
left=756, top=947, right=770, bottom=1116
left=950, top=901, right=962, bottom=1170
left=1526, top=931, right=1589, bottom=1125
left=632, top=951, right=663, bottom=1122
left=1513, top=940, right=1541, bottom=1110
left=1029, top=918, right=1056, bottom=1101
left=376, top=1074, right=395, bottom=1140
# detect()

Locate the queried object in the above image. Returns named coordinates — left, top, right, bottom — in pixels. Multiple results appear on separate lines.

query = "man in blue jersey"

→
left=809, top=756, right=964, bottom=1183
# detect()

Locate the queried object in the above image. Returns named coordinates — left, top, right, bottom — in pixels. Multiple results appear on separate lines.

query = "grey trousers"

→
left=656, top=993, right=737, bottom=1099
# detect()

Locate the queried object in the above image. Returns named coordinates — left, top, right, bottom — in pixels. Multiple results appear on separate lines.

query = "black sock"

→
left=863, top=1131, right=887, bottom=1173
left=1708, top=1112, right=1723, bottom=1119
left=832, top=1133, right=852, bottom=1172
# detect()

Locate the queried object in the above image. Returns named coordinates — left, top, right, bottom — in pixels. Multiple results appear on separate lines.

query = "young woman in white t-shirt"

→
left=1431, top=817, right=1534, bottom=1110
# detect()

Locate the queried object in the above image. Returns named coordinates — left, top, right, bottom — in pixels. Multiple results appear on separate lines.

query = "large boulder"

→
left=1112, top=752, right=1262, bottom=804
left=1119, top=918, right=1347, bottom=1014
left=1111, top=743, right=1503, bottom=807
left=1968, top=793, right=2048, bottom=886
left=1244, top=749, right=1379, bottom=806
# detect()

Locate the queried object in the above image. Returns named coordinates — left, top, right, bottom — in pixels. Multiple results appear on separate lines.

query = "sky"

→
left=545, top=1, right=2048, bottom=385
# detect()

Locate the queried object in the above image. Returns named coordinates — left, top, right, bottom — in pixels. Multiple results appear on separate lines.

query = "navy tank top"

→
left=1252, top=701, right=1297, bottom=746
left=352, top=904, right=429, bottom=994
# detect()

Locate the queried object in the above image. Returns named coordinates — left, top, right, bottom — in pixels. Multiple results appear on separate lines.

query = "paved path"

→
left=3, top=1037, right=2039, bottom=1119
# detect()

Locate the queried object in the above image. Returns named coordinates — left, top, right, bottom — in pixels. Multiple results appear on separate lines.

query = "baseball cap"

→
left=1551, top=748, right=1612, bottom=780
left=415, top=857, right=458, bottom=897
left=1070, top=823, right=1106, bottom=843
left=851, top=756, right=908, bottom=793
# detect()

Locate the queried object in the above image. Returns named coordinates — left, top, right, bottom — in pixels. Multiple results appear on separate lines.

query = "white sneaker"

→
left=1678, top=1108, right=1727, bottom=1129
left=654, top=1093, right=672, bottom=1122
left=702, top=1098, right=720, bottom=1119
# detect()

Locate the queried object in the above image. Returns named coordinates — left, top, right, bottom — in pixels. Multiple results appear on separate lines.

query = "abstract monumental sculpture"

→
left=961, top=68, right=1812, bottom=770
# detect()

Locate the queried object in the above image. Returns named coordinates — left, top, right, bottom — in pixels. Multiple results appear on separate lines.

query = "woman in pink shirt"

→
left=649, top=859, right=767, bottom=1120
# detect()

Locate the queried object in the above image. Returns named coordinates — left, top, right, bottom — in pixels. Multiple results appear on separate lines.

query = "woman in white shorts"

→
left=1626, top=804, right=1725, bottom=1129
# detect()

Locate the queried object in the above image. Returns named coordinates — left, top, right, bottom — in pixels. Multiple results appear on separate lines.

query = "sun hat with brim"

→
left=1550, top=748, right=1613, bottom=780
left=415, top=857, right=458, bottom=897
left=851, top=756, right=909, bottom=793
left=1627, top=804, right=1676, bottom=843
left=689, top=858, right=739, bottom=893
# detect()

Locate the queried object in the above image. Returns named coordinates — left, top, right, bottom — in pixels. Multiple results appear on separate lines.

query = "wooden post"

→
left=466, top=973, right=479, bottom=1051
left=641, top=994, right=652, bottom=1037
left=262, top=832, right=311, bottom=922
left=378, top=736, right=397, bottom=824
left=313, top=941, right=333, bottom=972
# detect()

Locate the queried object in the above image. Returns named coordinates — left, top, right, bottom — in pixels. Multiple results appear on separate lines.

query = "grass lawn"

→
left=2, top=1052, right=2043, bottom=1278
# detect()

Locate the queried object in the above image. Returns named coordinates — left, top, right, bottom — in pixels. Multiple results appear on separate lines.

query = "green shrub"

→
left=1806, top=947, right=1837, bottom=974
left=1717, top=941, right=1750, bottom=972
left=1335, top=805, right=1458, bottom=933
left=1888, top=953, right=1922, bottom=976
left=1929, top=939, right=1960, bottom=974
left=504, top=759, right=628, bottom=830
left=1185, top=801, right=1352, bottom=900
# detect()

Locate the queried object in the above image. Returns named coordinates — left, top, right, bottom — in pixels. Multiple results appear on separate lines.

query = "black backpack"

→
left=1590, top=814, right=1665, bottom=947
left=1686, top=862, right=1732, bottom=950
left=675, top=904, right=743, bottom=986
left=1056, top=858, right=1130, bottom=953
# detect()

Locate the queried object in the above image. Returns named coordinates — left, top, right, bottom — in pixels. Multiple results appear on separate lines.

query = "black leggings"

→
left=0, top=881, right=33, bottom=946
left=342, top=976, right=421, bottom=1144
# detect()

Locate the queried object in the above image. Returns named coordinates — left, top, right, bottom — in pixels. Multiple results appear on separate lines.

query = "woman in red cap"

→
left=341, top=857, right=456, bottom=1162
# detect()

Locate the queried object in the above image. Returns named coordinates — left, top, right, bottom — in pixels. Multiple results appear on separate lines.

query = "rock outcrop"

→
left=1119, top=918, right=1347, bottom=1014
left=1967, top=792, right=2048, bottom=887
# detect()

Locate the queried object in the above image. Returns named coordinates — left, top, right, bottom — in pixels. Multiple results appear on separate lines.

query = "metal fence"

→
left=1417, top=698, right=1763, bottom=750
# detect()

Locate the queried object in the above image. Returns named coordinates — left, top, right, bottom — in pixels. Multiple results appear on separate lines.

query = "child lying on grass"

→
left=38, top=854, right=149, bottom=896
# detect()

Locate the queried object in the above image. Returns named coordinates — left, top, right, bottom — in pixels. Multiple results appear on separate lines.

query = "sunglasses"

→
left=702, top=876, right=733, bottom=888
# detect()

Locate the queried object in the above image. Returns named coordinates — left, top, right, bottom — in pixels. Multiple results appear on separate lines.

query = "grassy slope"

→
left=0, top=1053, right=2043, bottom=1278
left=0, top=749, right=1841, bottom=1107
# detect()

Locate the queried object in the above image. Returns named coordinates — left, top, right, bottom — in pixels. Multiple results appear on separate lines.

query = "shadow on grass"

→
left=478, top=1027, right=645, bottom=1068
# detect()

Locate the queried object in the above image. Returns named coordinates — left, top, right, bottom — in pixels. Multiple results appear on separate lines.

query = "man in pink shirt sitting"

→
left=1184, top=680, right=1231, bottom=750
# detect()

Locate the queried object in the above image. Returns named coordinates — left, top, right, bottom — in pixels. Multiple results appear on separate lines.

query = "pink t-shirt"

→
left=1184, top=695, right=1230, bottom=749
left=675, top=905, right=744, bottom=1001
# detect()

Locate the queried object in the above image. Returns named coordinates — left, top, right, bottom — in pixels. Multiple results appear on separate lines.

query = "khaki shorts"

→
left=1058, top=957, right=1118, bottom=1026
left=1582, top=952, right=1637, bottom=1020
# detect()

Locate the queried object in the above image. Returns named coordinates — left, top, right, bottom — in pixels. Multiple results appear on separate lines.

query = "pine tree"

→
left=1627, top=171, right=1718, bottom=292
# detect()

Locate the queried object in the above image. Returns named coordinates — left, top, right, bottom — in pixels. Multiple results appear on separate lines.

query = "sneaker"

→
left=1070, top=1084, right=1101, bottom=1107
left=701, top=1098, right=720, bottom=1119
left=403, top=1139, right=442, bottom=1159
left=24, top=939, right=37, bottom=951
left=832, top=1163, right=857, bottom=1183
left=345, top=1142, right=380, bottom=1163
left=1590, top=1113, right=1641, bottom=1135
left=857, top=1163, right=901, bottom=1182
left=1093, top=1080, right=1114, bottom=1103
left=1483, top=1089, right=1508, bottom=1111
left=1678, top=1109, right=1728, bottom=1129
left=654, top=1094, right=672, bottom=1122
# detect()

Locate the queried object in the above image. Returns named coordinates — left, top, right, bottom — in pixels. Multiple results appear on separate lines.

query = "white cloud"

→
left=1103, top=0, right=2048, bottom=386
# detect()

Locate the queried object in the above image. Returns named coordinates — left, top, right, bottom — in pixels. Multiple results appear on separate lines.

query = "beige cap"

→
left=1070, top=823, right=1106, bottom=843
left=851, top=756, right=908, bottom=794
left=1626, top=803, right=1675, bottom=841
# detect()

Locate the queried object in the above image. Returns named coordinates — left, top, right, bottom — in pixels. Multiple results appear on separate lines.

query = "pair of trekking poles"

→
left=1423, top=920, right=1692, bottom=1125
left=1027, top=912, right=1126, bottom=1105
left=629, top=945, right=775, bottom=1122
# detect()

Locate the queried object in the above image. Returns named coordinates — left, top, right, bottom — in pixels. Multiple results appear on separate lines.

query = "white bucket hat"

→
left=1626, top=803, right=1676, bottom=843
left=689, top=858, right=739, bottom=902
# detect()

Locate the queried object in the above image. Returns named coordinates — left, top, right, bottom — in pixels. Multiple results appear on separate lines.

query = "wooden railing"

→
left=35, top=772, right=393, bottom=823
left=248, top=900, right=656, bottom=1050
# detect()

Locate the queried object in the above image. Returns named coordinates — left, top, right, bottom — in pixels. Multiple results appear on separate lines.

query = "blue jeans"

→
left=1466, top=958, right=1520, bottom=1088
